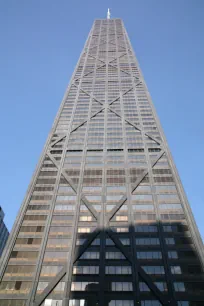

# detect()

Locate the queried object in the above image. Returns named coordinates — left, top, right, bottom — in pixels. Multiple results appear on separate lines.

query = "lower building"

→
left=0, top=207, right=9, bottom=257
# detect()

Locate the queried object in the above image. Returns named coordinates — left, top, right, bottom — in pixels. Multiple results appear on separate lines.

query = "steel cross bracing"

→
left=33, top=35, right=175, bottom=305
left=86, top=37, right=132, bottom=54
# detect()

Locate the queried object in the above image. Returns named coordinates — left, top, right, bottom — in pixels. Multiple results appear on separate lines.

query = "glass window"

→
left=131, top=194, right=153, bottom=202
left=155, top=185, right=177, bottom=193
left=79, top=216, right=93, bottom=222
left=111, top=227, right=129, bottom=233
left=79, top=252, right=99, bottom=260
left=91, top=238, right=100, bottom=246
left=107, top=195, right=124, bottom=202
left=159, top=203, right=182, bottom=210
left=0, top=301, right=26, bottom=306
left=139, top=282, right=150, bottom=292
left=106, top=238, right=115, bottom=246
left=40, top=266, right=63, bottom=277
left=0, top=281, right=32, bottom=295
left=4, top=266, right=35, bottom=277
left=76, top=238, right=86, bottom=246
left=137, top=251, right=162, bottom=259
left=19, top=226, right=45, bottom=233
left=171, top=266, right=181, bottom=274
left=134, top=186, right=151, bottom=193
left=82, top=186, right=102, bottom=193
left=163, top=225, right=174, bottom=232
left=111, top=282, right=133, bottom=291
left=155, top=282, right=168, bottom=292
left=106, top=204, right=128, bottom=212
left=107, top=186, right=126, bottom=193
left=9, top=251, right=38, bottom=261
left=47, top=238, right=71, bottom=249
left=71, top=282, right=99, bottom=291
left=56, top=195, right=76, bottom=201
left=174, top=282, right=185, bottom=292
left=120, top=238, right=130, bottom=245
left=165, top=238, right=175, bottom=245
left=141, top=301, right=162, bottom=306
left=106, top=252, right=126, bottom=260
left=58, top=186, right=74, bottom=193
left=73, top=266, right=99, bottom=275
left=105, top=266, right=132, bottom=275
left=136, top=238, right=160, bottom=245
left=168, top=251, right=178, bottom=259
left=44, top=299, right=63, bottom=306
left=135, top=225, right=157, bottom=232
left=51, top=215, right=74, bottom=224
left=157, top=194, right=180, bottom=203
left=54, top=204, right=75, bottom=212
left=115, top=216, right=128, bottom=221
left=109, top=301, right=134, bottom=306
left=69, top=300, right=86, bottom=306
left=85, top=195, right=102, bottom=202
left=78, top=227, right=93, bottom=233
left=43, top=252, right=68, bottom=263
left=49, top=226, right=72, bottom=237
left=133, top=204, right=154, bottom=211
left=139, top=282, right=167, bottom=292
left=141, top=266, right=165, bottom=275
left=134, top=212, right=156, bottom=221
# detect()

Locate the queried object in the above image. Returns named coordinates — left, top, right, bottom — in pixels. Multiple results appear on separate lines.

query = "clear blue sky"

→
left=0, top=1, right=204, bottom=240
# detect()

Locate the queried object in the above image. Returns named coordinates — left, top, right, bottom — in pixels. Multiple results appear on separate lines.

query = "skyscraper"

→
left=0, top=207, right=9, bottom=257
left=0, top=17, right=204, bottom=306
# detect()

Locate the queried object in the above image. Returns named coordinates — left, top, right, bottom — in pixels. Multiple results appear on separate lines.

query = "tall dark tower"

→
left=0, top=207, right=9, bottom=257
left=0, top=17, right=204, bottom=306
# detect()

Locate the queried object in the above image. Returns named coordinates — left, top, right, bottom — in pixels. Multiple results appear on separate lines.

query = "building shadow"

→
left=67, top=220, right=204, bottom=306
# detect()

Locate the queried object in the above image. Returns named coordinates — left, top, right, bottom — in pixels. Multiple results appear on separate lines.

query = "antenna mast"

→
left=107, top=8, right=111, bottom=19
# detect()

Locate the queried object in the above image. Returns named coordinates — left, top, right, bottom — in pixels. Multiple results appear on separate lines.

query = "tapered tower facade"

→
left=0, top=18, right=204, bottom=306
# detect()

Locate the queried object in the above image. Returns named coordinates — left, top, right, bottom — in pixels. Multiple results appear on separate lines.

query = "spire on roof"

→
left=107, top=8, right=111, bottom=19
